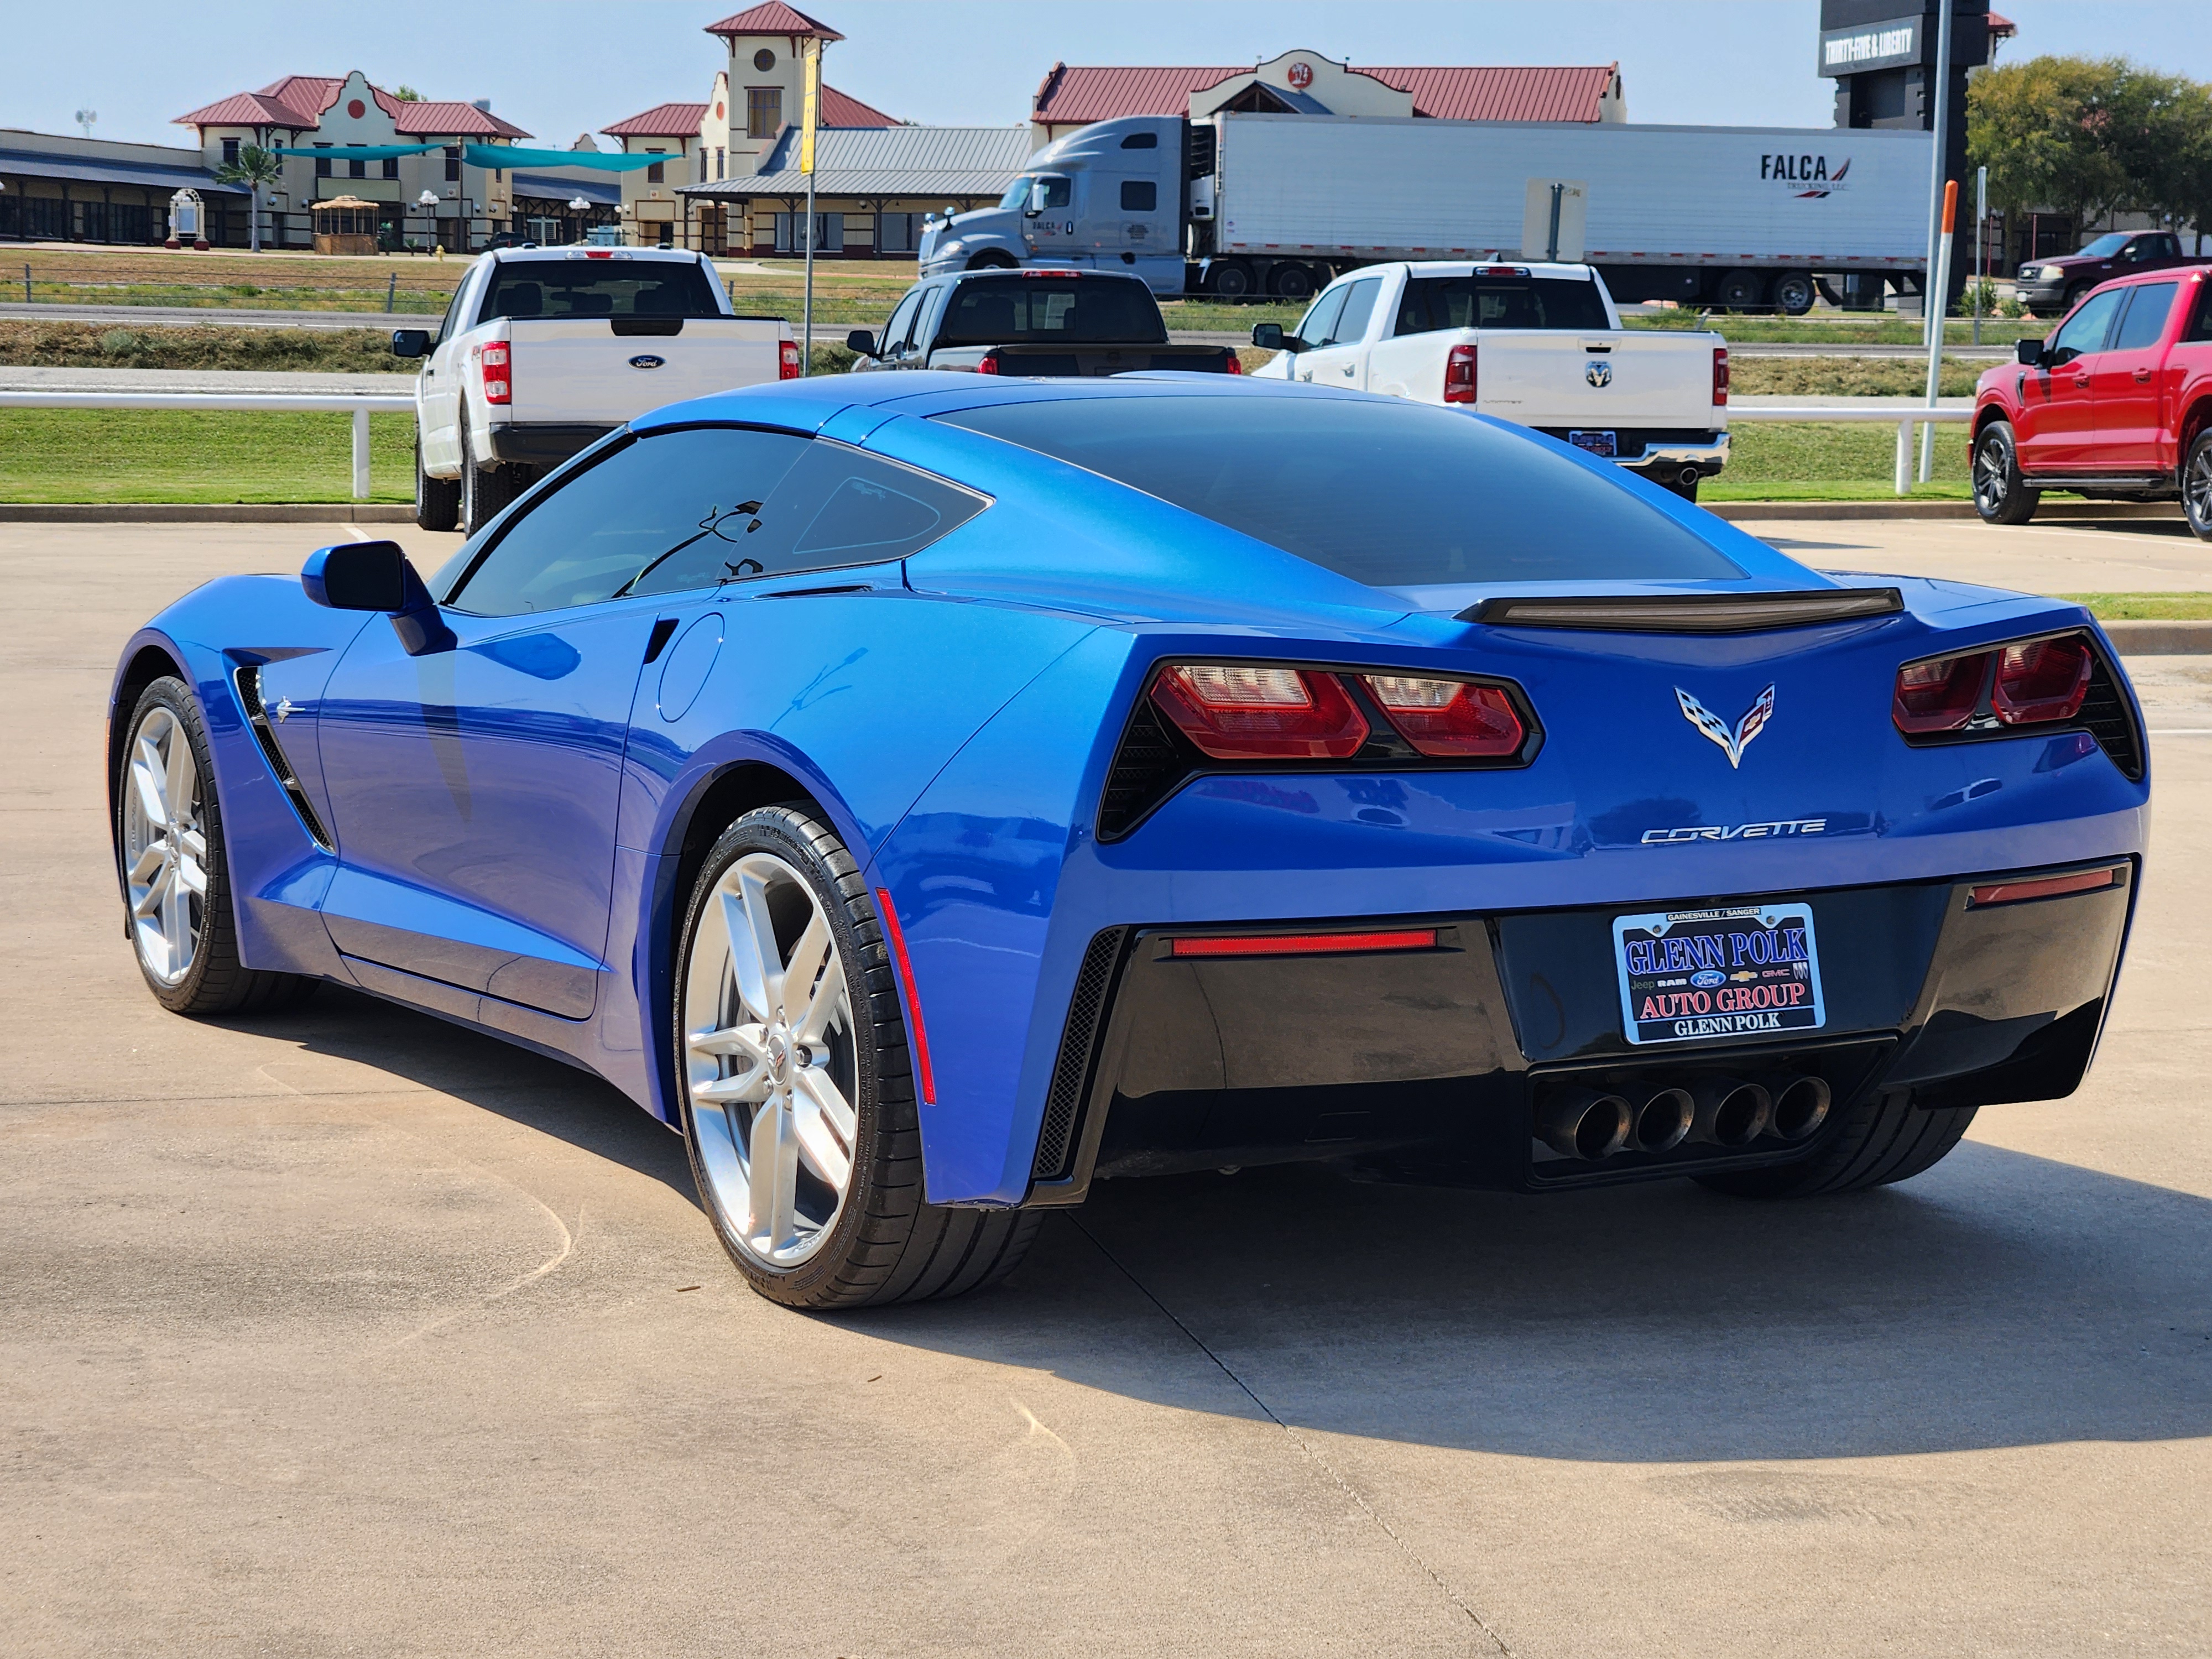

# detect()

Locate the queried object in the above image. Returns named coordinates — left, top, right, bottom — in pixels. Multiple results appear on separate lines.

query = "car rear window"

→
left=1395, top=275, right=1611, bottom=335
left=936, top=395, right=1742, bottom=589
left=478, top=259, right=724, bottom=322
left=935, top=278, right=1165, bottom=346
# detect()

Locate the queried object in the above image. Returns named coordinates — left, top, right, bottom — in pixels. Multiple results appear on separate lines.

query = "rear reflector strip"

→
left=1968, top=867, right=2121, bottom=908
left=874, top=889, right=936, bottom=1103
left=1171, top=929, right=1437, bottom=958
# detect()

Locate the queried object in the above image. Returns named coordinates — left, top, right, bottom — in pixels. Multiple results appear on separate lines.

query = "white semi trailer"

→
left=920, top=112, right=1935, bottom=315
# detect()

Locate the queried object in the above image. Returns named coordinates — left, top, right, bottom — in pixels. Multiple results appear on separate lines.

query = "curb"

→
left=0, top=503, right=416, bottom=524
left=2099, top=619, right=2212, bottom=656
left=1709, top=500, right=2179, bottom=522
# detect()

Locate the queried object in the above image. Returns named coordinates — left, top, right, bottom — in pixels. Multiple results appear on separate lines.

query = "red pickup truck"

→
left=1971, top=265, right=2212, bottom=538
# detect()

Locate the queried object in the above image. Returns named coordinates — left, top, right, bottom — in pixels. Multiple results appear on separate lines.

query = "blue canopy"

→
left=273, top=144, right=441, bottom=160
left=463, top=144, right=663, bottom=173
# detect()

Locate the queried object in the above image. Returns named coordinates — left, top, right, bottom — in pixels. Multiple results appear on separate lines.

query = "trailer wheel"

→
left=1715, top=270, right=1768, bottom=312
left=1206, top=260, right=1256, bottom=298
left=1268, top=263, right=1317, bottom=301
left=1772, top=272, right=1817, bottom=316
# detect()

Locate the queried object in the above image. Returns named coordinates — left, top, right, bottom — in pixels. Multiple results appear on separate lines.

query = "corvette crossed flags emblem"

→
left=1674, top=684, right=1776, bottom=769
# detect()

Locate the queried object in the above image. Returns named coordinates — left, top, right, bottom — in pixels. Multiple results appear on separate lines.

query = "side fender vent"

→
left=232, top=665, right=333, bottom=851
left=1033, top=927, right=1129, bottom=1180
left=1097, top=697, right=1193, bottom=842
left=2080, top=648, right=2143, bottom=782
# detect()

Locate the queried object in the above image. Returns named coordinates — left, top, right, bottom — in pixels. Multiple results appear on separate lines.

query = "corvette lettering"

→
left=1641, top=818, right=1826, bottom=844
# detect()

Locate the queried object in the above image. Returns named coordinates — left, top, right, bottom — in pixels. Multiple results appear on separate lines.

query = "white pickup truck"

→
left=1249, top=261, right=1729, bottom=499
left=393, top=247, right=798, bottom=533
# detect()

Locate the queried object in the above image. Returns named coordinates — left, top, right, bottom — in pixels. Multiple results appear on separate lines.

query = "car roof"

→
left=931, top=267, right=1151, bottom=288
left=481, top=246, right=707, bottom=267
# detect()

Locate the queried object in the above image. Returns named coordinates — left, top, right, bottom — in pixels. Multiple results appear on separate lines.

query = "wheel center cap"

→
left=766, top=1026, right=791, bottom=1083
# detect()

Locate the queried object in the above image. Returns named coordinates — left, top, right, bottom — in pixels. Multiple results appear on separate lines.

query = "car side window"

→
left=435, top=265, right=482, bottom=346
left=445, top=426, right=811, bottom=615
left=880, top=289, right=924, bottom=355
left=630, top=440, right=989, bottom=596
left=2187, top=282, right=2212, bottom=343
left=2048, top=286, right=2125, bottom=363
left=1319, top=278, right=1383, bottom=347
left=1294, top=285, right=1349, bottom=348
left=2111, top=283, right=2179, bottom=353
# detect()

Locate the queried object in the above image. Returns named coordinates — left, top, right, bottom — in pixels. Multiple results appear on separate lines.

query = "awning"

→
left=0, top=148, right=247, bottom=195
left=510, top=173, right=620, bottom=207
left=464, top=144, right=660, bottom=173
left=273, top=143, right=442, bottom=161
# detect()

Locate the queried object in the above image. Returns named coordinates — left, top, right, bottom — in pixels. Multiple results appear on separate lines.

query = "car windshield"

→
left=936, top=395, right=1743, bottom=590
left=479, top=259, right=723, bottom=321
left=2077, top=233, right=2130, bottom=258
left=935, top=278, right=1166, bottom=346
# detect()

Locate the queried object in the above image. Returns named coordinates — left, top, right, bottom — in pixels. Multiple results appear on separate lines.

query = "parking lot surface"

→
left=6, top=520, right=2210, bottom=1657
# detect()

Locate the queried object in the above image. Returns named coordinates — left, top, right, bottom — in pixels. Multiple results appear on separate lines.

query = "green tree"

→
left=1969, top=56, right=2131, bottom=238
left=2099, top=65, right=2212, bottom=245
left=211, top=142, right=284, bottom=254
left=392, top=85, right=422, bottom=102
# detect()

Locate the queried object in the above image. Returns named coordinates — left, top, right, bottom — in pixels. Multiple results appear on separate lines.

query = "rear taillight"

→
left=1150, top=665, right=1369, bottom=760
left=1992, top=635, right=2092, bottom=724
left=1361, top=675, right=1524, bottom=757
left=779, top=340, right=801, bottom=379
left=976, top=349, right=1002, bottom=375
left=1892, top=651, right=1989, bottom=734
left=1443, top=343, right=1477, bottom=404
left=1224, top=351, right=1243, bottom=374
left=479, top=341, right=510, bottom=405
left=1713, top=346, right=1729, bottom=406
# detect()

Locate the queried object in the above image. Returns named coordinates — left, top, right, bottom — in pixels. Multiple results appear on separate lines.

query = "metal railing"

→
left=1728, top=404, right=1974, bottom=495
left=0, top=391, right=411, bottom=499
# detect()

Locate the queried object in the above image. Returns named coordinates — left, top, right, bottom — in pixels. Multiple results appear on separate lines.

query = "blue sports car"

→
left=109, top=373, right=2148, bottom=1308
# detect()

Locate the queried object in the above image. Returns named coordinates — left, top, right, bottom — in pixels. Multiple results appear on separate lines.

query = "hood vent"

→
left=1468, top=588, right=1904, bottom=634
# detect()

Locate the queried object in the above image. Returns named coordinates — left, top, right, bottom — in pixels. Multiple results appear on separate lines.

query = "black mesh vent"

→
left=1033, top=927, right=1127, bottom=1181
left=2080, top=649, right=2143, bottom=781
left=232, top=665, right=333, bottom=850
left=1097, top=697, right=1191, bottom=842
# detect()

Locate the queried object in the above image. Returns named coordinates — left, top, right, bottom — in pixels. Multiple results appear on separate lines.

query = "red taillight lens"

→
left=479, top=341, right=510, bottom=405
left=1969, top=867, right=2120, bottom=908
left=1992, top=635, right=2093, bottom=725
left=976, top=350, right=1001, bottom=375
left=1713, top=346, right=1729, bottom=407
left=779, top=340, right=801, bottom=379
left=1443, top=343, right=1477, bottom=404
left=1151, top=664, right=1369, bottom=760
left=1362, top=675, right=1525, bottom=758
left=1224, top=351, right=1243, bottom=374
left=1893, top=650, right=1990, bottom=734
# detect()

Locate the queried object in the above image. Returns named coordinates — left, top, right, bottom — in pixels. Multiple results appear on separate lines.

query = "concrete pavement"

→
left=4, top=520, right=2209, bottom=1658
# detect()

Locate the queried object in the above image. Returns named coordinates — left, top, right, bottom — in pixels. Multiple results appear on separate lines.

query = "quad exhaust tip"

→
left=1690, top=1076, right=1772, bottom=1147
left=1630, top=1085, right=1694, bottom=1153
left=1535, top=1070, right=1830, bottom=1162
left=1537, top=1087, right=1632, bottom=1161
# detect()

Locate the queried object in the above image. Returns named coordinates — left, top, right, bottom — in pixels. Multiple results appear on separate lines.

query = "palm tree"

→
left=212, top=143, right=284, bottom=253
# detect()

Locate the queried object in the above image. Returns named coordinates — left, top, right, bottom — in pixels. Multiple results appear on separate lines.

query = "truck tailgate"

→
left=503, top=319, right=785, bottom=423
left=1480, top=332, right=1720, bottom=430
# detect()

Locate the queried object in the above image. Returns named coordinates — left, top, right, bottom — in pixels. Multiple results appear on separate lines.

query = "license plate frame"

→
left=1567, top=429, right=1618, bottom=457
left=1612, top=901, right=1826, bottom=1047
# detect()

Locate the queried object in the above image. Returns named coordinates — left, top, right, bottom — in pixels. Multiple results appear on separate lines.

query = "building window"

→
left=315, top=144, right=332, bottom=179
left=774, top=211, right=842, bottom=254
left=349, top=157, right=366, bottom=179
left=754, top=48, right=775, bottom=72
left=696, top=148, right=707, bottom=184
left=221, top=137, right=240, bottom=165
left=445, top=146, right=460, bottom=182
left=877, top=211, right=921, bottom=254
left=382, top=157, right=399, bottom=179
left=747, top=87, right=781, bottom=139
left=716, top=147, right=725, bottom=180
left=646, top=149, right=665, bottom=185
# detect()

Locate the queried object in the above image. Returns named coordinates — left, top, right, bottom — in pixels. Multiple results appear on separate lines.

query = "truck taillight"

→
left=1713, top=347, right=1729, bottom=407
left=779, top=340, right=800, bottom=379
left=1224, top=351, right=1243, bottom=374
left=479, top=341, right=510, bottom=406
left=1443, top=343, right=1477, bottom=405
left=976, top=350, right=1002, bottom=375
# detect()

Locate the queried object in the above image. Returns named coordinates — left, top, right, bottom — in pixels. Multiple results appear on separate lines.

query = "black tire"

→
left=2182, top=429, right=2212, bottom=542
left=2063, top=284, right=2090, bottom=314
left=414, top=431, right=459, bottom=533
left=1268, top=262, right=1317, bottom=301
left=116, top=677, right=318, bottom=1017
left=1715, top=269, right=1767, bottom=312
left=964, top=251, right=1018, bottom=271
left=1694, top=1091, right=1976, bottom=1199
left=1972, top=419, right=2039, bottom=525
left=459, top=425, right=526, bottom=536
left=1772, top=272, right=1817, bottom=316
left=674, top=805, right=1041, bottom=1310
left=1206, top=259, right=1256, bottom=298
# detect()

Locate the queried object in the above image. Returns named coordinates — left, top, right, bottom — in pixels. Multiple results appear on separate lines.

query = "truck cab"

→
left=919, top=116, right=1188, bottom=295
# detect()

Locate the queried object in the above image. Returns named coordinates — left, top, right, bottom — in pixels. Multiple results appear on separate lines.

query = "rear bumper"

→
left=1531, top=427, right=1730, bottom=477
left=483, top=423, right=617, bottom=467
left=1025, top=859, right=2133, bottom=1204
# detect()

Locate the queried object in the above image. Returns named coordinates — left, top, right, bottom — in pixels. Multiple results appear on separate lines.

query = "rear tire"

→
left=1268, top=262, right=1317, bottom=300
left=1972, top=420, right=2039, bottom=525
left=1693, top=1090, right=1976, bottom=1199
left=2181, top=430, right=2212, bottom=542
left=1206, top=259, right=1255, bottom=298
left=459, top=425, right=527, bottom=536
left=414, top=432, right=459, bottom=533
left=1715, top=269, right=1767, bottom=312
left=964, top=251, right=1018, bottom=272
left=1772, top=272, right=1817, bottom=317
left=674, top=805, right=1041, bottom=1310
left=117, top=677, right=319, bottom=1016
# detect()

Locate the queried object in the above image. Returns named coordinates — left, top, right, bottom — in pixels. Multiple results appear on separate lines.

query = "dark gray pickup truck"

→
left=844, top=268, right=1239, bottom=377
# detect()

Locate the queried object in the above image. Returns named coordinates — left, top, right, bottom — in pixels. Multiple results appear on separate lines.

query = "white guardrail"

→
left=0, top=392, right=1973, bottom=503
left=0, top=392, right=412, bottom=500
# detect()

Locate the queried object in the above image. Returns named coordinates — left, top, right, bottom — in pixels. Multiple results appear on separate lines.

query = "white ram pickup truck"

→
left=393, top=247, right=798, bottom=533
left=1249, top=261, right=1729, bottom=500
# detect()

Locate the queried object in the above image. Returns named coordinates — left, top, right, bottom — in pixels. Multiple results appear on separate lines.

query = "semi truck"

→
left=919, top=112, right=1935, bottom=316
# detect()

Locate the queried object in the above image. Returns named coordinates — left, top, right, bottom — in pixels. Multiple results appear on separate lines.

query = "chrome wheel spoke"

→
left=128, top=843, right=166, bottom=884
left=747, top=1097, right=799, bottom=1254
left=718, top=881, right=778, bottom=1024
left=788, top=908, right=838, bottom=1042
left=131, top=740, right=170, bottom=830
left=133, top=865, right=170, bottom=918
left=792, top=1067, right=855, bottom=1190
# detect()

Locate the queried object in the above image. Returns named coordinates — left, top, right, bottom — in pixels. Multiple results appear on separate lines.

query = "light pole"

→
left=415, top=189, right=439, bottom=254
left=569, top=196, right=591, bottom=247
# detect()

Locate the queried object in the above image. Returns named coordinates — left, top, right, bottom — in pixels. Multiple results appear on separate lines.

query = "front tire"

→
left=1694, top=1090, right=1976, bottom=1199
left=117, top=677, right=316, bottom=1015
left=2182, top=429, right=2212, bottom=541
left=1973, top=419, right=2039, bottom=524
left=675, top=806, right=1040, bottom=1309
left=414, top=431, right=460, bottom=533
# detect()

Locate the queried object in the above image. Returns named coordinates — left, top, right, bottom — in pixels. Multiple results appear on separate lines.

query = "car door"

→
left=2094, top=280, right=2181, bottom=467
left=2016, top=285, right=2125, bottom=471
left=419, top=262, right=486, bottom=473
left=313, top=425, right=812, bottom=1018
left=1291, top=276, right=1384, bottom=389
left=861, top=286, right=925, bottom=373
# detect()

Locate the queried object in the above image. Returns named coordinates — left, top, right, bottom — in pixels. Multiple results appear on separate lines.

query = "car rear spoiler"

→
left=1465, top=588, right=1905, bottom=633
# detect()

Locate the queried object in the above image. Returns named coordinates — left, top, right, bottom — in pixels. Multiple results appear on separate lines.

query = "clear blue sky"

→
left=4, top=2, right=2208, bottom=151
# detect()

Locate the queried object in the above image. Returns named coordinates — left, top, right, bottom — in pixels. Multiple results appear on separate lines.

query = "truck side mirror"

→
left=301, top=542, right=455, bottom=656
left=2015, top=336, right=2048, bottom=368
left=390, top=328, right=431, bottom=358
left=845, top=330, right=878, bottom=357
left=1251, top=323, right=1285, bottom=351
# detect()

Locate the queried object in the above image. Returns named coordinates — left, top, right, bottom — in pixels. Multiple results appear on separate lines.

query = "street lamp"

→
left=570, top=196, right=591, bottom=248
left=415, top=189, right=440, bottom=254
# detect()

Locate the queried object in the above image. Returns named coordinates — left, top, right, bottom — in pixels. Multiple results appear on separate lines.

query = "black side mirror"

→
left=1252, top=322, right=1303, bottom=352
left=845, top=329, right=877, bottom=357
left=2016, top=336, right=2048, bottom=368
left=391, top=328, right=431, bottom=358
left=302, top=541, right=455, bottom=656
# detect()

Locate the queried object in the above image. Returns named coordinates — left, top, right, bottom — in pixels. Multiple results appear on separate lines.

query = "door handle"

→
left=2072, top=375, right=2091, bottom=389
left=1340, top=363, right=1355, bottom=376
left=2134, top=368, right=2153, bottom=383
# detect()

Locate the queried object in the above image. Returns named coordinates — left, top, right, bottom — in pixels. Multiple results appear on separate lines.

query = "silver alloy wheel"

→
left=122, top=704, right=207, bottom=985
left=2187, top=441, right=2212, bottom=533
left=682, top=850, right=859, bottom=1269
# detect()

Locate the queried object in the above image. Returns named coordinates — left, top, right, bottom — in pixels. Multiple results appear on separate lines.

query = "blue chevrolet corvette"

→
left=109, top=373, right=2148, bottom=1307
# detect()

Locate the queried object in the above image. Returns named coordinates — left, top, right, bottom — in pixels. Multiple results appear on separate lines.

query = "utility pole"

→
left=801, top=36, right=820, bottom=376
left=1919, top=0, right=1957, bottom=349
left=1972, top=165, right=1986, bottom=346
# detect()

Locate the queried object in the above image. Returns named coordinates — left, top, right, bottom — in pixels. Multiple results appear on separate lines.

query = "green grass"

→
left=1703, top=420, right=1973, bottom=502
left=1731, top=355, right=1985, bottom=398
left=1628, top=314, right=2048, bottom=345
left=0, top=409, right=415, bottom=503
left=0, top=321, right=402, bottom=373
left=2056, top=593, right=2212, bottom=620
